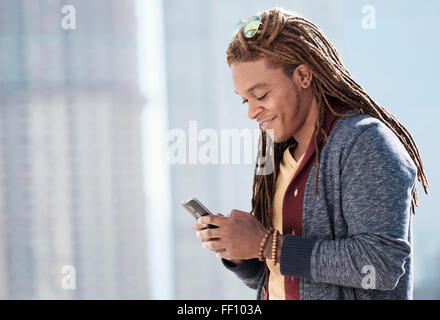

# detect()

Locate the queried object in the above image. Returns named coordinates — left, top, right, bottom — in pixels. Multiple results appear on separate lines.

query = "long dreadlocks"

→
left=226, top=7, right=429, bottom=230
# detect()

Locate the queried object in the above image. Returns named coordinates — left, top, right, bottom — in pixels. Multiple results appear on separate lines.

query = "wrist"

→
left=263, top=232, right=284, bottom=264
left=258, top=228, right=273, bottom=261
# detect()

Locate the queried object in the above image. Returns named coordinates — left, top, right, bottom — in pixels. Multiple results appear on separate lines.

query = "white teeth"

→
left=262, top=116, right=276, bottom=127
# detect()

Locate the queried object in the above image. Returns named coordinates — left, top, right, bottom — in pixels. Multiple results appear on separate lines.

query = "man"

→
left=192, top=7, right=428, bottom=300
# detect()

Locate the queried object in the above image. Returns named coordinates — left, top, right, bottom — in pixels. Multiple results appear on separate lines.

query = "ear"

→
left=293, top=64, right=313, bottom=89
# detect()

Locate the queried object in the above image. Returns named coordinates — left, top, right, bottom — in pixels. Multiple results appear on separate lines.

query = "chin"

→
left=262, top=124, right=292, bottom=143
left=274, top=137, right=290, bottom=144
left=267, top=131, right=289, bottom=144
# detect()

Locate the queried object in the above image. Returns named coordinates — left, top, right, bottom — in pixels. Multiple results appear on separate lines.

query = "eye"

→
left=241, top=91, right=269, bottom=104
left=257, top=92, right=269, bottom=101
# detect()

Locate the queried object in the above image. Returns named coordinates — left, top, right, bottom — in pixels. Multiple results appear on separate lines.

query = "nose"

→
left=248, top=101, right=263, bottom=120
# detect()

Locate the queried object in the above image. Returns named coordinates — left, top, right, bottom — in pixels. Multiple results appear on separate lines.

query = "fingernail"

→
left=196, top=231, right=201, bottom=238
left=202, top=242, right=206, bottom=248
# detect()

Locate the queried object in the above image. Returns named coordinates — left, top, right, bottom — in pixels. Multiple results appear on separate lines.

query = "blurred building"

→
left=0, top=0, right=148, bottom=298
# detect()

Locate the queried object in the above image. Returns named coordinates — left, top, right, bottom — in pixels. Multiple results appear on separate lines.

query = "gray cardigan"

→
left=222, top=112, right=417, bottom=300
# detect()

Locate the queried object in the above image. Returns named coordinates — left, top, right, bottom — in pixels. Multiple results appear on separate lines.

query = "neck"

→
left=292, top=96, right=319, bottom=161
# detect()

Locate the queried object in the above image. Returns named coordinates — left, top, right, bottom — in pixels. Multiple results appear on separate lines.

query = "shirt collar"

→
left=298, top=102, right=351, bottom=172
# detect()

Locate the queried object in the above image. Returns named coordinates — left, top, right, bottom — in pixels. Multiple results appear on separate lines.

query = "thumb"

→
left=229, top=209, right=249, bottom=218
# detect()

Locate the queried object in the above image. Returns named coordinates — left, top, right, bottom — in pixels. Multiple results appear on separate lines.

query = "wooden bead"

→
left=272, top=229, right=278, bottom=266
left=258, top=228, right=273, bottom=262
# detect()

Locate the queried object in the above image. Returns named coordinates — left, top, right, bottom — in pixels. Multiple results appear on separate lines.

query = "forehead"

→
left=231, top=59, right=284, bottom=93
left=231, top=59, right=270, bottom=81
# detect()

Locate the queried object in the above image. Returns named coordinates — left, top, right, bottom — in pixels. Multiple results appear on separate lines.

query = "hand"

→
left=195, top=209, right=267, bottom=260
left=192, top=214, right=242, bottom=265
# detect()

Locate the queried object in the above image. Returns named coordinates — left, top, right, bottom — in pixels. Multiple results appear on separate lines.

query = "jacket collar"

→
left=294, top=101, right=351, bottom=176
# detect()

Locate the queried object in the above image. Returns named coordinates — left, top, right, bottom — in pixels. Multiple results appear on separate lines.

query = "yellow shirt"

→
left=266, top=145, right=304, bottom=300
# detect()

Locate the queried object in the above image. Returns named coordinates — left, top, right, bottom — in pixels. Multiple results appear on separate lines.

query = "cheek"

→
left=280, top=93, right=301, bottom=121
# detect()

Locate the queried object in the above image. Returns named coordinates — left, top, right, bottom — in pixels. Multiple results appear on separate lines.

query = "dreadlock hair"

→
left=226, top=7, right=429, bottom=230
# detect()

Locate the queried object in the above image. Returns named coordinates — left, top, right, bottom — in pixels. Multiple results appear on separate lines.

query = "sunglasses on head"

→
left=230, top=16, right=262, bottom=43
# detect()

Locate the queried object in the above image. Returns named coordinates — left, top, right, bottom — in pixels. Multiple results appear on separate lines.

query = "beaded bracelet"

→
left=272, top=229, right=279, bottom=266
left=258, top=228, right=273, bottom=261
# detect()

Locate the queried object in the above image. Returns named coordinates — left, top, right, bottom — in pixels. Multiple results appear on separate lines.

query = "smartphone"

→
left=181, top=197, right=218, bottom=229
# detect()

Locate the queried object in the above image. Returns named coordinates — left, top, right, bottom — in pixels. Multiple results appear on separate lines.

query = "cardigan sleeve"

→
left=279, top=123, right=417, bottom=291
left=221, top=258, right=265, bottom=291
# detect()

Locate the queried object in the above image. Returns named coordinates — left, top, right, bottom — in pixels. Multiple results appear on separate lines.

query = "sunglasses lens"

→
left=230, top=19, right=245, bottom=42
left=243, top=16, right=261, bottom=38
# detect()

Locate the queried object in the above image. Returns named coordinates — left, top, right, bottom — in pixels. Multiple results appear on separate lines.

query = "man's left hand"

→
left=196, top=209, right=267, bottom=260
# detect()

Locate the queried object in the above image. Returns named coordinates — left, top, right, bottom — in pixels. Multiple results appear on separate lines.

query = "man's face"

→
left=232, top=59, right=311, bottom=143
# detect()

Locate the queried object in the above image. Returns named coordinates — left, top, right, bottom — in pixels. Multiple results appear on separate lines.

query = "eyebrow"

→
left=234, top=82, right=270, bottom=96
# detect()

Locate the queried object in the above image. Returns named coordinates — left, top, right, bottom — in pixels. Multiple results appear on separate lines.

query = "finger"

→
left=192, top=220, right=207, bottom=231
left=196, top=228, right=221, bottom=242
left=216, top=250, right=228, bottom=259
left=202, top=240, right=224, bottom=252
left=229, top=209, right=249, bottom=218
left=198, top=214, right=229, bottom=227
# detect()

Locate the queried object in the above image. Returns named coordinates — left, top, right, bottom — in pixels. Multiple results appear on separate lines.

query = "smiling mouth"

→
left=260, top=115, right=277, bottom=130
